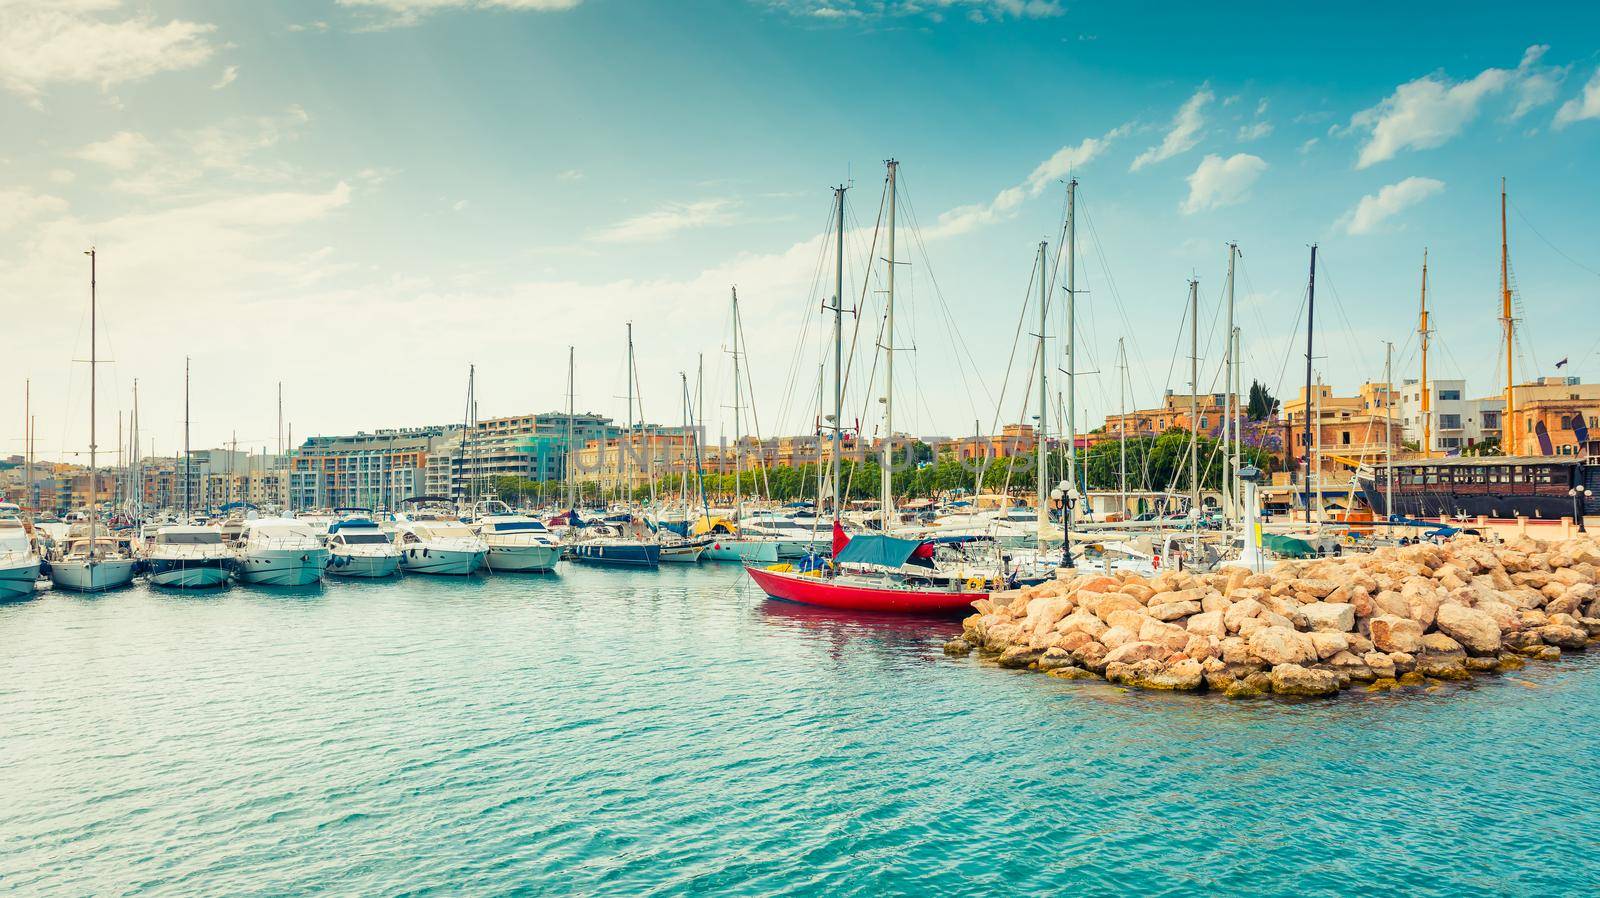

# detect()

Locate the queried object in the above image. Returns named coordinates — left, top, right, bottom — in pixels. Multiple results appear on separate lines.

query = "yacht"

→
left=234, top=518, right=330, bottom=586
left=394, top=519, right=488, bottom=575
left=145, top=524, right=233, bottom=588
left=471, top=500, right=563, bottom=572
left=325, top=518, right=402, bottom=578
left=567, top=516, right=660, bottom=568
left=0, top=509, right=42, bottom=599
left=739, top=510, right=827, bottom=558
left=50, top=530, right=138, bottom=592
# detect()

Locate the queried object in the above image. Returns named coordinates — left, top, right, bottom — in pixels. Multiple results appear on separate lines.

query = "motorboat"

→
left=739, top=510, right=828, bottom=558
left=471, top=500, right=563, bottom=572
left=324, top=518, right=401, bottom=578
left=658, top=535, right=710, bottom=563
left=145, top=524, right=233, bottom=589
left=0, top=510, right=41, bottom=599
left=394, top=519, right=488, bottom=575
left=234, top=518, right=330, bottom=586
left=49, top=532, right=138, bottom=592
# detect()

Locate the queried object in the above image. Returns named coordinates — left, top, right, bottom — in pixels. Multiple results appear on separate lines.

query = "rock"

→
left=1495, top=653, right=1526, bottom=672
left=1434, top=603, right=1503, bottom=656
left=1369, top=615, right=1425, bottom=654
left=1100, top=625, right=1139, bottom=649
left=1093, top=594, right=1145, bottom=624
left=1397, top=671, right=1427, bottom=687
left=1527, top=644, right=1563, bottom=661
left=1246, top=626, right=1318, bottom=666
left=1367, top=677, right=1400, bottom=692
left=1053, top=630, right=1095, bottom=653
left=1388, top=651, right=1416, bottom=673
left=1109, top=658, right=1205, bottom=691
left=1308, top=631, right=1351, bottom=661
left=1269, top=663, right=1341, bottom=697
left=1103, top=641, right=1166, bottom=666
left=1298, top=579, right=1337, bottom=598
left=996, top=645, right=1043, bottom=669
left=1036, top=647, right=1077, bottom=671
left=1372, top=590, right=1409, bottom=618
left=942, top=638, right=973, bottom=657
left=1327, top=650, right=1374, bottom=681
left=1223, top=672, right=1272, bottom=699
left=1580, top=617, right=1600, bottom=637
left=1363, top=651, right=1396, bottom=679
left=1300, top=602, right=1356, bottom=632
left=1223, top=598, right=1264, bottom=633
left=1045, top=666, right=1098, bottom=680
left=1072, top=640, right=1108, bottom=672
left=1201, top=592, right=1231, bottom=614
left=1103, top=608, right=1146, bottom=632
left=1186, top=610, right=1227, bottom=639
left=1346, top=633, right=1375, bottom=655
left=1404, top=590, right=1443, bottom=628
left=1147, top=600, right=1202, bottom=622
left=1417, top=633, right=1469, bottom=679
left=1464, top=656, right=1499, bottom=672
left=1536, top=624, right=1588, bottom=651
left=1057, top=611, right=1108, bottom=639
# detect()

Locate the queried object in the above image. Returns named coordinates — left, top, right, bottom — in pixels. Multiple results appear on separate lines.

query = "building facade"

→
left=1396, top=378, right=1504, bottom=453
left=1506, top=377, right=1600, bottom=456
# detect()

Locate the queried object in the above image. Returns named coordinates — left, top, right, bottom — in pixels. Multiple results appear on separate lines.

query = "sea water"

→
left=3, top=565, right=1598, bottom=896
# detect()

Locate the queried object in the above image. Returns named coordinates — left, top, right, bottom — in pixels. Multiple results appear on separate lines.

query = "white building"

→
left=1396, top=378, right=1504, bottom=453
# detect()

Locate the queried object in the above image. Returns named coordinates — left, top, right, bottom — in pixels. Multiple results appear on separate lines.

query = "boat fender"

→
left=964, top=576, right=987, bottom=591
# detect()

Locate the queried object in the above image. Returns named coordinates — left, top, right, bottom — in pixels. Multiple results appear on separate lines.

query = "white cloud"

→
left=0, top=0, right=218, bottom=101
left=338, top=0, right=582, bottom=27
left=73, top=130, right=155, bottom=170
left=1130, top=85, right=1213, bottom=171
left=758, top=0, right=1064, bottom=21
left=591, top=198, right=739, bottom=243
left=557, top=169, right=585, bottom=182
left=48, top=168, right=76, bottom=184
left=1237, top=121, right=1273, bottom=141
left=1339, top=176, right=1445, bottom=235
left=212, top=64, right=238, bottom=90
left=1348, top=45, right=1559, bottom=168
left=452, top=199, right=469, bottom=212
left=1181, top=153, right=1267, bottom=214
left=1555, top=66, right=1600, bottom=128
left=0, top=188, right=68, bottom=230
left=924, top=123, right=1129, bottom=238
left=1255, top=98, right=1269, bottom=116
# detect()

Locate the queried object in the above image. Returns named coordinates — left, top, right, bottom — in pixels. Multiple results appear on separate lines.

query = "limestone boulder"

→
left=1434, top=602, right=1503, bottom=656
left=1093, top=594, right=1145, bottom=624
left=1308, top=631, right=1350, bottom=661
left=1057, top=611, right=1108, bottom=639
left=1103, top=640, right=1167, bottom=666
left=1147, top=600, right=1202, bottom=622
left=1223, top=598, right=1264, bottom=633
left=1363, top=651, right=1396, bottom=679
left=1369, top=615, right=1424, bottom=654
left=1186, top=610, right=1227, bottom=639
left=1300, top=602, right=1356, bottom=633
left=1269, top=663, right=1340, bottom=697
left=1053, top=630, right=1095, bottom=653
left=1247, top=626, right=1318, bottom=666
left=1072, top=640, right=1108, bottom=672
left=1535, top=624, right=1588, bottom=651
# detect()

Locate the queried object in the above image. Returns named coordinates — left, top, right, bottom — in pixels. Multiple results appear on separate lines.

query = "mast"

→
left=1384, top=341, right=1395, bottom=519
left=459, top=365, right=473, bottom=511
left=566, top=346, right=576, bottom=509
left=184, top=356, right=191, bottom=519
left=1117, top=338, right=1127, bottom=516
left=729, top=291, right=742, bottom=517
left=1188, top=277, right=1200, bottom=557
left=1419, top=248, right=1431, bottom=456
left=626, top=321, right=636, bottom=509
left=1303, top=244, right=1317, bottom=523
left=1223, top=241, right=1237, bottom=522
left=277, top=381, right=284, bottom=509
left=86, top=248, right=98, bottom=560
left=24, top=379, right=30, bottom=514
left=1063, top=178, right=1078, bottom=558
left=880, top=159, right=897, bottom=534
left=1501, top=179, right=1515, bottom=455
left=1035, top=240, right=1049, bottom=546
left=131, top=380, right=140, bottom=516
left=830, top=185, right=846, bottom=524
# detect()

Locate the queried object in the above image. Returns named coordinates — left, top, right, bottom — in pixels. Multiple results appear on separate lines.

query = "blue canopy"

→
left=328, top=518, right=377, bottom=534
left=835, top=533, right=925, bottom=568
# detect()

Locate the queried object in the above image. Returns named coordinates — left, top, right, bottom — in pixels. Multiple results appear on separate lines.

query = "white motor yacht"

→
left=325, top=518, right=402, bottom=578
left=49, top=532, right=138, bottom=592
left=0, top=510, right=42, bottom=599
left=234, top=518, right=330, bottom=586
left=471, top=502, right=563, bottom=573
left=394, top=520, right=488, bottom=575
left=146, top=524, right=233, bottom=589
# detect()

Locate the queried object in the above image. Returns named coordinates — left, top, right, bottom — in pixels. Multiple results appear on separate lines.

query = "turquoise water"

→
left=3, top=565, right=1599, bottom=897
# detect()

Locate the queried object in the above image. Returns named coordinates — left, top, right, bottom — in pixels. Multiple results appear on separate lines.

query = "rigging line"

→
left=1312, top=248, right=1373, bottom=379
left=1271, top=282, right=1310, bottom=417
left=1505, top=256, right=1544, bottom=377
left=1081, top=201, right=1157, bottom=404
left=1158, top=285, right=1189, bottom=402
left=837, top=175, right=890, bottom=411
left=896, top=173, right=996, bottom=416
left=1510, top=199, right=1600, bottom=281
left=774, top=197, right=843, bottom=439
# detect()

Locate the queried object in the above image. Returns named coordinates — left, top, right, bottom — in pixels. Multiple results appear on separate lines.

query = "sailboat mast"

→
left=23, top=379, right=29, bottom=514
left=881, top=160, right=897, bottom=533
left=1117, top=339, right=1127, bottom=516
left=1304, top=244, right=1317, bottom=523
left=1384, top=341, right=1395, bottom=517
left=730, top=291, right=742, bottom=515
left=1501, top=179, right=1515, bottom=455
left=1035, top=240, right=1048, bottom=542
left=566, top=347, right=576, bottom=510
left=1419, top=249, right=1431, bottom=455
left=626, top=322, right=636, bottom=508
left=1188, top=278, right=1200, bottom=551
left=86, top=248, right=98, bottom=559
left=1223, top=241, right=1237, bottom=522
left=1064, top=178, right=1078, bottom=535
left=831, top=185, right=846, bottom=522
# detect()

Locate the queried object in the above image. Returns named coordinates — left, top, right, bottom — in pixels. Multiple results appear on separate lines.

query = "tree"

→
left=1246, top=380, right=1278, bottom=421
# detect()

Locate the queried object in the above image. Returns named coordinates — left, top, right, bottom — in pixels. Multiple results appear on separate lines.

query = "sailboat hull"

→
left=569, top=541, right=660, bottom=567
left=485, top=543, right=563, bottom=572
left=701, top=539, right=780, bottom=563
left=50, top=558, right=138, bottom=592
left=744, top=565, right=983, bottom=615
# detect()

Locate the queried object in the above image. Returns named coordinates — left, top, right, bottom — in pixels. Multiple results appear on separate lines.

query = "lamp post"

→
left=1570, top=485, right=1590, bottom=533
left=1050, top=479, right=1077, bottom=568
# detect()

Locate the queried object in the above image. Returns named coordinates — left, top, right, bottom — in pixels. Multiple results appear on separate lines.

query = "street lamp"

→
left=1051, top=479, right=1078, bottom=568
left=1570, top=485, right=1591, bottom=533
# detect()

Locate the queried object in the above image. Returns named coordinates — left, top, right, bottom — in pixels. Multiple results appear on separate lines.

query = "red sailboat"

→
left=744, top=522, right=988, bottom=615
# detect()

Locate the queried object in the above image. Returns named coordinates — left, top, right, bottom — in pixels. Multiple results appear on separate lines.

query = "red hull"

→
left=744, top=565, right=982, bottom=615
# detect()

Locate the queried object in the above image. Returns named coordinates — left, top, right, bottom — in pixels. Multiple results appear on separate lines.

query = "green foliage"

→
left=1247, top=380, right=1278, bottom=421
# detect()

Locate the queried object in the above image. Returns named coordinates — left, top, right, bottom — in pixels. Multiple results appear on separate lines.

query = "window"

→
left=1441, top=437, right=1462, bottom=448
left=1439, top=414, right=1462, bottom=429
left=1341, top=432, right=1351, bottom=445
left=1482, top=412, right=1500, bottom=429
left=1439, top=390, right=1462, bottom=401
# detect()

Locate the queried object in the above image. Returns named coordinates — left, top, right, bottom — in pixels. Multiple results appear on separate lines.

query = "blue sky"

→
left=4, top=0, right=1600, bottom=461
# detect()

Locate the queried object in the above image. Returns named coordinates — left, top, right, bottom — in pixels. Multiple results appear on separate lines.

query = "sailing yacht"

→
left=145, top=524, right=233, bottom=588
left=234, top=518, right=330, bottom=586
left=471, top=500, right=564, bottom=572
left=0, top=510, right=41, bottom=599
left=51, top=249, right=137, bottom=593
left=325, top=517, right=402, bottom=578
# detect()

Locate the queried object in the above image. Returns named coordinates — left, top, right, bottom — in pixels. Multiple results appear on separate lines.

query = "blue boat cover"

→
left=835, top=533, right=924, bottom=568
left=328, top=518, right=377, bottom=534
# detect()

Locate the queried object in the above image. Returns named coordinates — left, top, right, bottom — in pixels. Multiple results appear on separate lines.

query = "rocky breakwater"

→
left=945, top=535, right=1600, bottom=698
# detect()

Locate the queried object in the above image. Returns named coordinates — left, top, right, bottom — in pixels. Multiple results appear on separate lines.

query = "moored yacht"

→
left=145, top=524, right=232, bottom=589
left=325, top=518, right=401, bottom=578
left=49, top=532, right=138, bottom=592
left=394, top=519, right=488, bottom=575
left=234, top=518, right=330, bottom=586
left=0, top=511, right=42, bottom=599
left=471, top=501, right=563, bottom=572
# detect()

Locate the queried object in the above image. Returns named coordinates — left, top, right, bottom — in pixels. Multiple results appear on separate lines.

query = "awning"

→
left=835, top=533, right=926, bottom=568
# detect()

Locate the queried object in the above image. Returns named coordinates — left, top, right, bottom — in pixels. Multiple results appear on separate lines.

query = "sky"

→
left=4, top=0, right=1600, bottom=464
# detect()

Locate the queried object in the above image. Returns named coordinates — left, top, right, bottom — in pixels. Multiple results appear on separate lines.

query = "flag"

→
left=831, top=519, right=849, bottom=559
left=1556, top=357, right=1569, bottom=369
